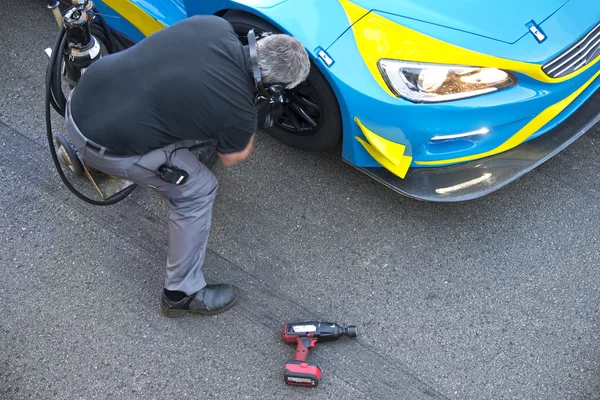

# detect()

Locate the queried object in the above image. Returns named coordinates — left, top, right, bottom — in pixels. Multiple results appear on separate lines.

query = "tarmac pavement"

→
left=1, top=2, right=599, bottom=399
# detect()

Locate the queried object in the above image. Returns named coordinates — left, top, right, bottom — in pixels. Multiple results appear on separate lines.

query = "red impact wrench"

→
left=282, top=321, right=358, bottom=386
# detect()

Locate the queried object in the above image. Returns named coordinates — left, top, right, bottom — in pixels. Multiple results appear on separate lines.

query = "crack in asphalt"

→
left=0, top=118, right=450, bottom=399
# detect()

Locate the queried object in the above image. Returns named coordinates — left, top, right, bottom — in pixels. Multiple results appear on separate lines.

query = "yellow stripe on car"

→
left=416, top=68, right=600, bottom=165
left=104, top=0, right=165, bottom=37
left=338, top=0, right=370, bottom=25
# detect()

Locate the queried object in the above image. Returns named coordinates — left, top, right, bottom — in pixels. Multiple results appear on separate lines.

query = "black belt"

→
left=84, top=138, right=122, bottom=156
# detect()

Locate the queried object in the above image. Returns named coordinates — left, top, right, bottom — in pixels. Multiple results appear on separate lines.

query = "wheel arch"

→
left=193, top=5, right=351, bottom=85
left=220, top=8, right=346, bottom=151
left=215, top=8, right=332, bottom=75
left=227, top=5, right=354, bottom=142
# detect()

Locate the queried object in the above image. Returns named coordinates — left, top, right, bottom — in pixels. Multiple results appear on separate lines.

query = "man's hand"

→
left=217, top=134, right=255, bottom=166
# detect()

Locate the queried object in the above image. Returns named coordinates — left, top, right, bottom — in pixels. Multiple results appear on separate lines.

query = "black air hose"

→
left=46, top=17, right=137, bottom=205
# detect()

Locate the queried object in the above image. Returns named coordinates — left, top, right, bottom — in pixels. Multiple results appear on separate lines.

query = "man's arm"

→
left=217, top=134, right=255, bottom=166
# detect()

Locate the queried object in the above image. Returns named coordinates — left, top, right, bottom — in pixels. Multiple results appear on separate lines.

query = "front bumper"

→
left=350, top=90, right=600, bottom=202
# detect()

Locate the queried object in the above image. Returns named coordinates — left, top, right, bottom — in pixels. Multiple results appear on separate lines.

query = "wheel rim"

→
left=57, top=143, right=77, bottom=173
left=277, top=80, right=323, bottom=134
left=234, top=29, right=324, bottom=136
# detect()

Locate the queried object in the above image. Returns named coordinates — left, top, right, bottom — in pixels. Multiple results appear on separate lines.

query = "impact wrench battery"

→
left=282, top=321, right=358, bottom=386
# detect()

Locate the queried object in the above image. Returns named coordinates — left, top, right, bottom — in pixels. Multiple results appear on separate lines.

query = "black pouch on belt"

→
left=158, top=164, right=189, bottom=185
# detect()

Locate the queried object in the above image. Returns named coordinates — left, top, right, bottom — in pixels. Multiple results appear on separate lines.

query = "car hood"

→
left=349, top=0, right=570, bottom=43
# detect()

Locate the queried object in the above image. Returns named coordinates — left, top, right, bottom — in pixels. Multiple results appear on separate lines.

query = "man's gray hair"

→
left=256, top=34, right=311, bottom=89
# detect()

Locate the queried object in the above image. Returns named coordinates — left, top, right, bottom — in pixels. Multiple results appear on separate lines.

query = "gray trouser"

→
left=65, top=99, right=218, bottom=295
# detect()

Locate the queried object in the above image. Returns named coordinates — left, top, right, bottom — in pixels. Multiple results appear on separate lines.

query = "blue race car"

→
left=89, top=0, right=600, bottom=201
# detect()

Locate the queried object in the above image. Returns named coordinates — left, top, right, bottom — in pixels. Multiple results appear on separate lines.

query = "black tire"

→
left=223, top=10, right=342, bottom=152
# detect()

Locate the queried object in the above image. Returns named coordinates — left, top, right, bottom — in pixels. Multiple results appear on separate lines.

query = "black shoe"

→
left=160, top=284, right=239, bottom=317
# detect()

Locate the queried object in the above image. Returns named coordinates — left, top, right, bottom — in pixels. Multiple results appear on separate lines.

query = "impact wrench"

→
left=282, top=321, right=358, bottom=386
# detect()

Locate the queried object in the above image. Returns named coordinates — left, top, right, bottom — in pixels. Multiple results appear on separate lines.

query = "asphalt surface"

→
left=1, top=2, right=599, bottom=399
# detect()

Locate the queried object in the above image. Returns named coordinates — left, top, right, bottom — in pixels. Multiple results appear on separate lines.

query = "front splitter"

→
left=349, top=90, right=600, bottom=202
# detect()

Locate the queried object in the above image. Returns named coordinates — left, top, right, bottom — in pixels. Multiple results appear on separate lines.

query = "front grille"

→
left=542, top=22, right=600, bottom=78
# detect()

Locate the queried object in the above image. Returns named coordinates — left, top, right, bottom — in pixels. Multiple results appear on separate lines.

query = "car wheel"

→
left=223, top=10, right=342, bottom=152
left=55, top=134, right=84, bottom=176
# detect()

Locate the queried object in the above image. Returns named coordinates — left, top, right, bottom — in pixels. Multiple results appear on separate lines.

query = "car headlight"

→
left=378, top=60, right=518, bottom=103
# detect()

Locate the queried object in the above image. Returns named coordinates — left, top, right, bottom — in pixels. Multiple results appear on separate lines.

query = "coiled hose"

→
left=45, top=12, right=136, bottom=205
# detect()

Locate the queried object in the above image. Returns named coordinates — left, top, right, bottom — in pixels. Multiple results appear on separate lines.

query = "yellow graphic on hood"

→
left=338, top=0, right=599, bottom=97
